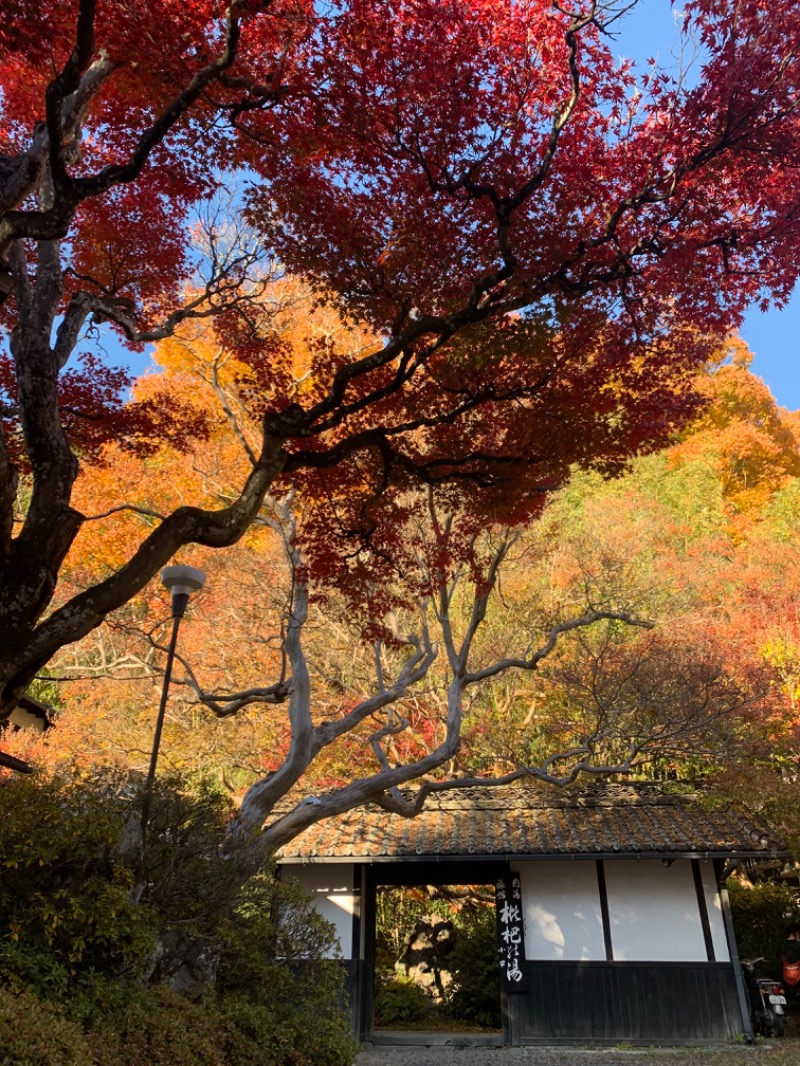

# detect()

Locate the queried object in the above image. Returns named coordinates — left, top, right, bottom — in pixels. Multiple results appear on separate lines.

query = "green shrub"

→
left=0, top=774, right=156, bottom=1001
left=139, top=777, right=242, bottom=937
left=222, top=992, right=356, bottom=1066
left=374, top=976, right=433, bottom=1028
left=217, top=872, right=341, bottom=989
left=728, top=879, right=800, bottom=976
left=0, top=773, right=357, bottom=1066
left=87, top=984, right=261, bottom=1066
left=446, top=905, right=501, bottom=1029
left=217, top=872, right=358, bottom=1066
left=0, top=978, right=353, bottom=1066
left=0, top=987, right=91, bottom=1066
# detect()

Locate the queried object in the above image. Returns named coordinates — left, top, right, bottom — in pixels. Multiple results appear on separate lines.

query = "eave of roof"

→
left=275, top=783, right=786, bottom=863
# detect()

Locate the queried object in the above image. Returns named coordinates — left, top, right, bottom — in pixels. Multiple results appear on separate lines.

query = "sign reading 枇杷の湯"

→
left=495, top=873, right=528, bottom=991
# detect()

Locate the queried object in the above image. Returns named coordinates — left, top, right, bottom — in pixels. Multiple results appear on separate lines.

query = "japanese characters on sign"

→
left=495, top=873, right=528, bottom=991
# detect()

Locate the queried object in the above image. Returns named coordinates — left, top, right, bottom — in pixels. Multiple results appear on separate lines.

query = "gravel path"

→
left=354, top=1042, right=798, bottom=1066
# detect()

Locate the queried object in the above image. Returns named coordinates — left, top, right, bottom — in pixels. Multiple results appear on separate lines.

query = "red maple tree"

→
left=2, top=0, right=800, bottom=772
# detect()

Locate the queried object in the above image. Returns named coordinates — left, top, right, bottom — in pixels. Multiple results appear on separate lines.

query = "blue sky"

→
left=617, top=0, right=799, bottom=410
left=741, top=303, right=800, bottom=412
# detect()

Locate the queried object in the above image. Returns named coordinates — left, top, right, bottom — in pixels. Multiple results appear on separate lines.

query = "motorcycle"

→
left=741, top=957, right=787, bottom=1038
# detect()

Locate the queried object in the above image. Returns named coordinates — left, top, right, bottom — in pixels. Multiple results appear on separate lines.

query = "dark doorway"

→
left=362, top=862, right=508, bottom=1045
left=373, top=884, right=502, bottom=1034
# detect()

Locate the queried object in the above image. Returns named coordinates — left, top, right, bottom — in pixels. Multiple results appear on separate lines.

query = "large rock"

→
left=148, top=928, right=217, bottom=1001
left=397, top=917, right=456, bottom=1000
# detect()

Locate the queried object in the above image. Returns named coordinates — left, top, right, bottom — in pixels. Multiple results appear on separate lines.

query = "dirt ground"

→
left=354, top=1038, right=800, bottom=1066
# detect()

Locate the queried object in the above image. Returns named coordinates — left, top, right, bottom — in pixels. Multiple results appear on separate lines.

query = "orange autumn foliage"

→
left=670, top=339, right=800, bottom=520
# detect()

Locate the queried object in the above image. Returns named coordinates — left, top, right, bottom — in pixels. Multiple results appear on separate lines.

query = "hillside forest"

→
left=5, top=316, right=799, bottom=855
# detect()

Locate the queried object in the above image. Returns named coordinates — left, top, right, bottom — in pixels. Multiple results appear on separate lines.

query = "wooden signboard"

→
left=495, top=872, right=528, bottom=991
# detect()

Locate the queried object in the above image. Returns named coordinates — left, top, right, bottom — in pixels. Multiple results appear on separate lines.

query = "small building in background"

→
left=7, top=694, right=53, bottom=734
left=0, top=694, right=54, bottom=773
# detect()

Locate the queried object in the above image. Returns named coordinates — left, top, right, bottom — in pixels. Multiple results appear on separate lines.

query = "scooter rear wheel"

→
left=769, top=1012, right=785, bottom=1039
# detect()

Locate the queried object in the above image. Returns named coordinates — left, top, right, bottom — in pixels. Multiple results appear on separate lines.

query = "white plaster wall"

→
left=604, top=859, right=714, bottom=961
left=280, top=863, right=356, bottom=959
left=519, top=860, right=606, bottom=960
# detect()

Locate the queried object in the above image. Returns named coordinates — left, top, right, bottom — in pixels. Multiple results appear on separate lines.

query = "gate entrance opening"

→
left=359, top=862, right=510, bottom=1045
left=373, top=884, right=502, bottom=1036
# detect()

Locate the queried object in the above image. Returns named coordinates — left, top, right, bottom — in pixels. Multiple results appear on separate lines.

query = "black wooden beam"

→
left=596, top=859, right=614, bottom=962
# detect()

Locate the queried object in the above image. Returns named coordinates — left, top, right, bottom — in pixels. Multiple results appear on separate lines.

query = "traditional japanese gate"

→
left=277, top=784, right=785, bottom=1046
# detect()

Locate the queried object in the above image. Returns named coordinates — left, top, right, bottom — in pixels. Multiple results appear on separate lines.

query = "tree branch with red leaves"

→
left=1, top=0, right=800, bottom=751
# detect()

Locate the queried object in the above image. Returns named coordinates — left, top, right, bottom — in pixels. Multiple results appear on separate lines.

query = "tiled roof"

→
left=276, top=783, right=783, bottom=862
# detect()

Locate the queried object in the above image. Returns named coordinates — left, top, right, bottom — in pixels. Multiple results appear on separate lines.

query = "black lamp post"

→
left=140, top=564, right=206, bottom=831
